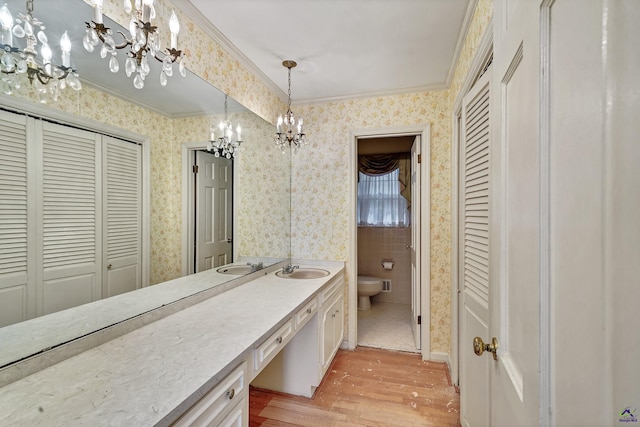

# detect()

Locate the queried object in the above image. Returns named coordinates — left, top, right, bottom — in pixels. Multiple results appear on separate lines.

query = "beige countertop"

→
left=0, top=261, right=344, bottom=426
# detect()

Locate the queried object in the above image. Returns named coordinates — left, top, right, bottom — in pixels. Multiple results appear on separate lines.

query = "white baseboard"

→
left=429, top=351, right=453, bottom=380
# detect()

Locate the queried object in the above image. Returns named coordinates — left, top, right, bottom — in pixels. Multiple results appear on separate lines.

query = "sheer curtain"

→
left=357, top=169, right=410, bottom=227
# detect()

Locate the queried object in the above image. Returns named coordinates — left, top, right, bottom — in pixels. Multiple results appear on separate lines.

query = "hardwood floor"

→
left=249, top=347, right=460, bottom=426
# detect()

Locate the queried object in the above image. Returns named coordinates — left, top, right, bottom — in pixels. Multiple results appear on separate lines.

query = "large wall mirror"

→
left=0, top=0, right=289, bottom=372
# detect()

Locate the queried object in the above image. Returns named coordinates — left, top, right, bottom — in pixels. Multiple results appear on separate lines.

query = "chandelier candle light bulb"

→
left=0, top=4, right=13, bottom=46
left=92, top=0, right=103, bottom=24
left=142, top=0, right=153, bottom=22
left=169, top=10, right=179, bottom=49
left=60, top=31, right=71, bottom=67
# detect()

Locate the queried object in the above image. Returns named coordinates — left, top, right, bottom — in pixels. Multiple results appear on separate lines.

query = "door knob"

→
left=473, top=336, right=499, bottom=361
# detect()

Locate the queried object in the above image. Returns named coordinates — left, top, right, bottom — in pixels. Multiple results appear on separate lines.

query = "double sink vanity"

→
left=0, top=260, right=345, bottom=426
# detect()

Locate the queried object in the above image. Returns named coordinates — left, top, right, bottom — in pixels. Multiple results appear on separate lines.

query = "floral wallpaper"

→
left=291, top=92, right=452, bottom=352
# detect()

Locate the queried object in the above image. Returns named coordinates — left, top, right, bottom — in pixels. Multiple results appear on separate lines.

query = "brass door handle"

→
left=473, top=336, right=499, bottom=361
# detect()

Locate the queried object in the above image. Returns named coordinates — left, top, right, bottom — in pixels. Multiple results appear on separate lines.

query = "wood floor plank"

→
left=249, top=347, right=460, bottom=426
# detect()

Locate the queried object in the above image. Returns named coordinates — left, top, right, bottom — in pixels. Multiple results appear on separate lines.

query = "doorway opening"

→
left=348, top=125, right=431, bottom=360
left=182, top=142, right=237, bottom=276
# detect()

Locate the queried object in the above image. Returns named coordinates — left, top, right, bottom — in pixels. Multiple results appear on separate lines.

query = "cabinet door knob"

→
left=306, top=308, right=312, bottom=314
left=226, top=388, right=235, bottom=400
left=276, top=336, right=283, bottom=344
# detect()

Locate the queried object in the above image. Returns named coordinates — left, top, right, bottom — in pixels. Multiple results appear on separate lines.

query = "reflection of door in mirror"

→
left=194, top=151, right=232, bottom=273
left=0, top=109, right=143, bottom=328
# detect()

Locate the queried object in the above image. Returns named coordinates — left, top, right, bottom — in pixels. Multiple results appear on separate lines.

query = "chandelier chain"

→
left=287, top=66, right=292, bottom=112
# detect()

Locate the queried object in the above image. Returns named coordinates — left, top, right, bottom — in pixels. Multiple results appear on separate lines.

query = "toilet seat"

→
left=357, top=275, right=383, bottom=285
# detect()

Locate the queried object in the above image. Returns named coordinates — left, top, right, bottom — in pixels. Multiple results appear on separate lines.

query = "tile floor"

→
left=357, top=301, right=419, bottom=353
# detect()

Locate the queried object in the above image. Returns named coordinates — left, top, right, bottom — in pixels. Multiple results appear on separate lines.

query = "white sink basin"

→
left=216, top=265, right=253, bottom=275
left=276, top=268, right=330, bottom=279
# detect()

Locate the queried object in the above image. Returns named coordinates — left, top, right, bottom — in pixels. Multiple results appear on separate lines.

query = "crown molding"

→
left=445, top=0, right=479, bottom=87
left=293, top=81, right=449, bottom=106
left=171, top=0, right=287, bottom=101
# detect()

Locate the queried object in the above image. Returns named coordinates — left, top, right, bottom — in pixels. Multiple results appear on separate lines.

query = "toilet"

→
left=357, top=276, right=384, bottom=311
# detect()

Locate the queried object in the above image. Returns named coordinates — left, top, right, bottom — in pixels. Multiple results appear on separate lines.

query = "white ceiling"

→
left=3, top=0, right=473, bottom=115
left=179, top=0, right=474, bottom=104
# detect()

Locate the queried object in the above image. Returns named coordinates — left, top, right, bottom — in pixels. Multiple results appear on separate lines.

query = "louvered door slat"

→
left=42, top=125, right=97, bottom=271
left=0, top=114, right=27, bottom=280
left=462, top=80, right=491, bottom=305
left=103, top=137, right=141, bottom=297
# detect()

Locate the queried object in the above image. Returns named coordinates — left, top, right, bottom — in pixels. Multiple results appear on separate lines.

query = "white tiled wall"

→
left=357, top=227, right=411, bottom=304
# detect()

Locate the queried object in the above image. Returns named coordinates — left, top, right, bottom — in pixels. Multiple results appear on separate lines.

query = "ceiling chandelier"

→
left=83, top=0, right=186, bottom=89
left=274, top=60, right=306, bottom=152
left=0, top=0, right=81, bottom=100
left=207, top=95, right=242, bottom=159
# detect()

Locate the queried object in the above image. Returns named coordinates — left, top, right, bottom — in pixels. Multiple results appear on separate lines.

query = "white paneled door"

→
left=461, top=1, right=542, bottom=425
left=490, top=0, right=541, bottom=424
left=195, top=151, right=232, bottom=272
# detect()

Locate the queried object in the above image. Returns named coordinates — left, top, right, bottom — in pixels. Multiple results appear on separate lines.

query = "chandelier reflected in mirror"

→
left=0, top=0, right=81, bottom=101
left=83, top=0, right=186, bottom=89
left=207, top=95, right=242, bottom=159
left=274, top=60, right=306, bottom=152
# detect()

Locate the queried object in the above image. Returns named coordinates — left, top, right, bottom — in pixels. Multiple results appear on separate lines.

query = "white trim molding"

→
left=348, top=124, right=431, bottom=360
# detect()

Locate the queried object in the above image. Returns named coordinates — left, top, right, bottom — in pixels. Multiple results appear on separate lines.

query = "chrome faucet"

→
left=282, top=264, right=299, bottom=274
left=246, top=262, right=264, bottom=272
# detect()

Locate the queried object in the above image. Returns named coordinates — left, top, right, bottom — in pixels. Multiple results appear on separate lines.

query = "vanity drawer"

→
left=295, top=298, right=318, bottom=329
left=217, top=397, right=247, bottom=427
left=254, top=318, right=294, bottom=372
left=173, top=362, right=247, bottom=427
left=320, top=277, right=343, bottom=306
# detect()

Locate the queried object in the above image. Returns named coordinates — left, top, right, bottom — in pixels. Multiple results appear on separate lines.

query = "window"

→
left=357, top=169, right=410, bottom=227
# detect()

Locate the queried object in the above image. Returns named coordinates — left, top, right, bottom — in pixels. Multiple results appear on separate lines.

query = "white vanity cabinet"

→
left=319, top=280, right=345, bottom=377
left=172, top=362, right=248, bottom=427
left=251, top=272, right=345, bottom=398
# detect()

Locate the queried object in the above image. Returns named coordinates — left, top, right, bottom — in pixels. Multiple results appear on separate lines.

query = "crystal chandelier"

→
left=0, top=0, right=81, bottom=100
left=274, top=60, right=306, bottom=152
left=207, top=95, right=242, bottom=159
left=83, top=0, right=186, bottom=89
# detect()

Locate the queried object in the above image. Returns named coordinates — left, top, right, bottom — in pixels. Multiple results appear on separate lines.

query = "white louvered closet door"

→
left=102, top=136, right=141, bottom=298
left=0, top=110, right=34, bottom=327
left=39, top=121, right=101, bottom=316
left=459, top=67, right=491, bottom=426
